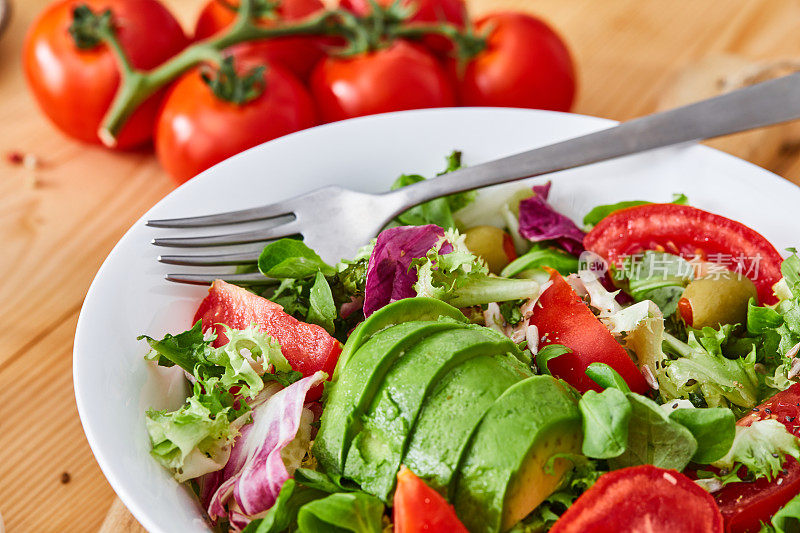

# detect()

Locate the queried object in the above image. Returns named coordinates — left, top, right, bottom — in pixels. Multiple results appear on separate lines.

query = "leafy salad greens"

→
left=139, top=151, right=800, bottom=533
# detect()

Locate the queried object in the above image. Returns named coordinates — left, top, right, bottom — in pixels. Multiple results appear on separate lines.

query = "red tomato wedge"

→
left=713, top=384, right=800, bottom=533
left=583, top=204, right=783, bottom=305
left=193, top=280, right=341, bottom=400
left=394, top=466, right=468, bottom=533
left=550, top=465, right=723, bottom=533
left=530, top=269, right=648, bottom=394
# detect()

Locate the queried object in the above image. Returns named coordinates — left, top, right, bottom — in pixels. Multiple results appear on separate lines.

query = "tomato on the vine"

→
left=452, top=12, right=576, bottom=112
left=340, top=0, right=466, bottom=54
left=23, top=0, right=189, bottom=149
left=310, top=40, right=455, bottom=123
left=194, top=0, right=326, bottom=80
left=340, top=0, right=465, bottom=25
left=155, top=49, right=317, bottom=184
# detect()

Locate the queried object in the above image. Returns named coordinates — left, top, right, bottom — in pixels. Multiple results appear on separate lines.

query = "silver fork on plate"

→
left=150, top=73, right=800, bottom=285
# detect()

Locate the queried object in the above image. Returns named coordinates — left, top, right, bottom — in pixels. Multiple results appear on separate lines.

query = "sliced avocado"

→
left=403, top=353, right=533, bottom=497
left=313, top=319, right=468, bottom=477
left=332, top=297, right=468, bottom=381
left=453, top=375, right=582, bottom=533
left=343, top=327, right=519, bottom=501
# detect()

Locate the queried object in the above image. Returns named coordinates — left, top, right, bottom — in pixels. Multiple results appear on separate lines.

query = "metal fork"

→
left=150, top=73, right=800, bottom=285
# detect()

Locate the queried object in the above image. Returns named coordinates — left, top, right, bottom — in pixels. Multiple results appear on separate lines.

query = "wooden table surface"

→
left=2, top=0, right=800, bottom=531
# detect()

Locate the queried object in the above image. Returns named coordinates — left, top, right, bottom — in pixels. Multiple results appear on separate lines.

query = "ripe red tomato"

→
left=340, top=0, right=466, bottom=54
left=393, top=467, right=468, bottom=533
left=583, top=203, right=784, bottom=305
left=154, top=50, right=317, bottom=184
left=714, top=384, right=800, bottom=532
left=340, top=0, right=465, bottom=25
left=194, top=280, right=342, bottom=402
left=452, top=12, right=576, bottom=111
left=551, top=465, right=723, bottom=533
left=23, top=0, right=188, bottom=149
left=310, top=40, right=455, bottom=123
left=530, top=268, right=649, bottom=394
left=194, top=0, right=326, bottom=80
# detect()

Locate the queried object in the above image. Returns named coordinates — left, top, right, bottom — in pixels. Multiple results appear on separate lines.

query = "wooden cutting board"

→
left=3, top=0, right=800, bottom=531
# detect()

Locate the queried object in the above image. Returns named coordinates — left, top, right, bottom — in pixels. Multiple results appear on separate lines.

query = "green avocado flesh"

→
left=402, top=353, right=534, bottom=498
left=332, top=297, right=468, bottom=381
left=453, top=375, right=582, bottom=533
left=312, top=320, right=468, bottom=477
left=343, top=327, right=519, bottom=501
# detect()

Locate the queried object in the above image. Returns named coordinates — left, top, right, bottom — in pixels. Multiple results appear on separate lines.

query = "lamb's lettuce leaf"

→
left=307, top=271, right=336, bottom=334
left=295, top=492, right=385, bottom=533
left=390, top=150, right=474, bottom=229
left=500, top=245, right=579, bottom=278
left=582, top=193, right=688, bottom=228
left=579, top=387, right=631, bottom=459
left=258, top=239, right=335, bottom=279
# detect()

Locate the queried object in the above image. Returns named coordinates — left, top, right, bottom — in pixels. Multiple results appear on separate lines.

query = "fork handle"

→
left=390, top=72, right=800, bottom=210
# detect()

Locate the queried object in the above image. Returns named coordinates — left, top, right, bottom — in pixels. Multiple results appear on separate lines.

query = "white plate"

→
left=74, top=107, right=800, bottom=532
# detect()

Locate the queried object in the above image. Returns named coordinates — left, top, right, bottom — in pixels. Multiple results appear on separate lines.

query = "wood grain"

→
left=2, top=0, right=800, bottom=531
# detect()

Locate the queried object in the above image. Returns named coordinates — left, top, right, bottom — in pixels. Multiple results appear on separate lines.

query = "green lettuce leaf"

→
left=412, top=232, right=539, bottom=308
left=712, top=419, right=800, bottom=481
left=141, top=322, right=289, bottom=399
left=579, top=387, right=631, bottom=459
left=535, top=345, right=571, bottom=376
left=608, top=393, right=698, bottom=471
left=258, top=239, right=335, bottom=279
left=146, top=377, right=247, bottom=481
left=668, top=407, right=736, bottom=463
left=139, top=320, right=212, bottom=375
left=500, top=245, right=579, bottom=278
left=306, top=271, right=336, bottom=334
left=391, top=150, right=474, bottom=229
left=614, top=251, right=694, bottom=316
left=760, top=492, right=800, bottom=533
left=295, top=492, right=385, bottom=533
left=661, top=327, right=760, bottom=409
left=582, top=193, right=688, bottom=228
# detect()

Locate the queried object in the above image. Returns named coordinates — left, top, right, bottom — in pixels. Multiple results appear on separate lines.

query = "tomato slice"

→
left=713, top=384, right=800, bottom=533
left=530, top=269, right=648, bottom=394
left=193, top=280, right=342, bottom=401
left=583, top=204, right=783, bottom=305
left=394, top=466, right=468, bottom=533
left=550, top=465, right=723, bottom=533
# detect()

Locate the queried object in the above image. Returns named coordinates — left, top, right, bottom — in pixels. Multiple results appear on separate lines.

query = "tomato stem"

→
left=390, top=20, right=487, bottom=60
left=97, top=0, right=342, bottom=145
left=93, top=0, right=484, bottom=146
left=201, top=57, right=267, bottom=105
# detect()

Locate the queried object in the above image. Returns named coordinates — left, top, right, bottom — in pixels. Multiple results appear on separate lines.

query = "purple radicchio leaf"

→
left=207, top=371, right=325, bottom=526
left=518, top=182, right=586, bottom=256
left=363, top=225, right=452, bottom=317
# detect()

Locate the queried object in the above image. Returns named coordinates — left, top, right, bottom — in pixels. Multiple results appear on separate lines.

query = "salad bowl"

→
left=74, top=107, right=800, bottom=532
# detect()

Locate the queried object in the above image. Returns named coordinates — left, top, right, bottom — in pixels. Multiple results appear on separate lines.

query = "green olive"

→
left=678, top=272, right=757, bottom=329
left=463, top=225, right=516, bottom=274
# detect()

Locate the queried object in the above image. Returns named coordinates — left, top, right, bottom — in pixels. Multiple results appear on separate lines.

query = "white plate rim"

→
left=73, top=106, right=800, bottom=532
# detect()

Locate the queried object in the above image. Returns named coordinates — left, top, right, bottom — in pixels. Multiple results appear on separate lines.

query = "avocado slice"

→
left=343, top=327, right=520, bottom=501
left=402, top=353, right=533, bottom=497
left=453, top=375, right=582, bottom=533
left=314, top=319, right=468, bottom=477
left=332, top=297, right=468, bottom=381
